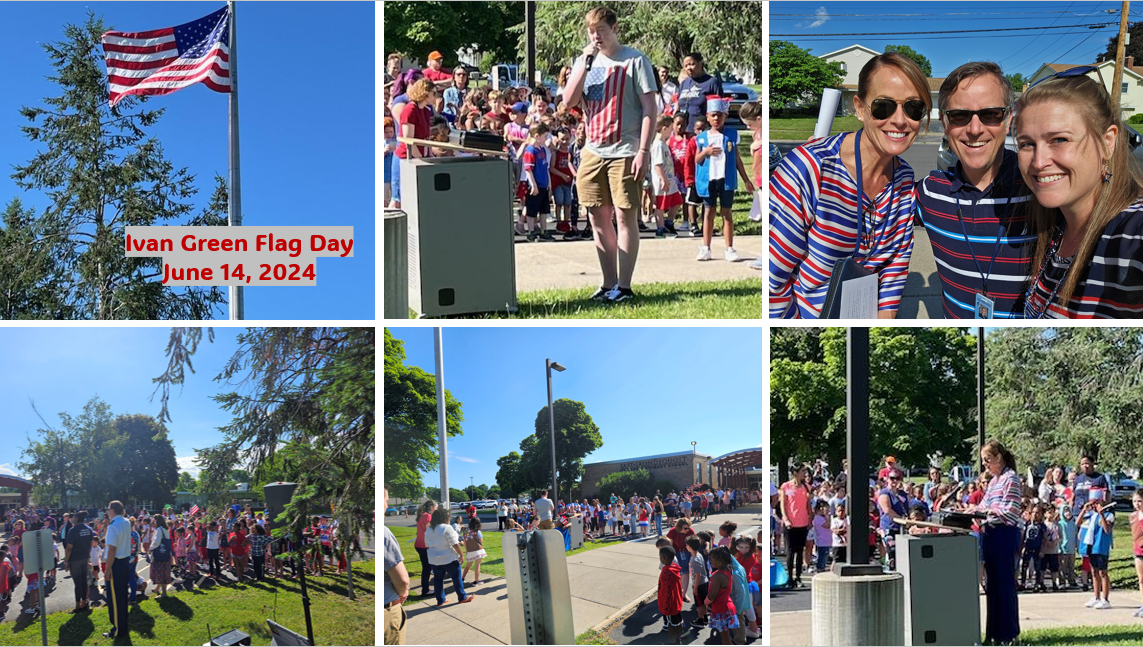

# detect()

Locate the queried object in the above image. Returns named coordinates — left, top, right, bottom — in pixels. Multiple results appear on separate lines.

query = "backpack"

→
left=464, top=530, right=483, bottom=552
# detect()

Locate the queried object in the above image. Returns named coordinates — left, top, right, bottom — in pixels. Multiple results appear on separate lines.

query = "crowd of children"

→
left=384, top=52, right=767, bottom=268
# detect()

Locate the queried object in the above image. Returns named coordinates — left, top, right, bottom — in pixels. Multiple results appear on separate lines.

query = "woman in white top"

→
left=426, top=508, right=475, bottom=606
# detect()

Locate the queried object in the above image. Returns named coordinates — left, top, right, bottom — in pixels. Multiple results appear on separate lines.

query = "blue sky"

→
left=0, top=2, right=374, bottom=320
left=0, top=327, right=250, bottom=481
left=772, top=2, right=1132, bottom=78
left=386, top=327, right=764, bottom=494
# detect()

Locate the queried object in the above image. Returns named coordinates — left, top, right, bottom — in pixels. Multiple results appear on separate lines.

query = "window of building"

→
left=1123, top=82, right=1130, bottom=94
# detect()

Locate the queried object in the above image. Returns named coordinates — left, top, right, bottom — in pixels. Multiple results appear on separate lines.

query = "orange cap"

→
left=428, top=50, right=444, bottom=60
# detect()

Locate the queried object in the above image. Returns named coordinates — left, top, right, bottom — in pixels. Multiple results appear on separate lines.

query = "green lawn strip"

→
left=1017, top=625, right=1143, bottom=646
left=389, top=524, right=647, bottom=606
left=576, top=628, right=619, bottom=645
left=1107, top=523, right=1138, bottom=591
left=495, top=278, right=765, bottom=319
left=769, top=116, right=863, bottom=140
left=0, top=561, right=375, bottom=646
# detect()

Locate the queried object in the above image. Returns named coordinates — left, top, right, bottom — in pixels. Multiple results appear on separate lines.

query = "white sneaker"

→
left=1084, top=596, right=1100, bottom=608
left=678, top=221, right=691, bottom=232
left=1133, top=606, right=1143, bottom=617
left=696, top=246, right=712, bottom=261
left=746, top=628, right=761, bottom=639
left=1094, top=598, right=1111, bottom=610
left=725, top=247, right=740, bottom=262
left=749, top=257, right=765, bottom=270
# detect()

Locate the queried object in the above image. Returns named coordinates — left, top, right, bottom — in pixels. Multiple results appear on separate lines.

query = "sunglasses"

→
left=944, top=106, right=1009, bottom=128
left=869, top=98, right=927, bottom=121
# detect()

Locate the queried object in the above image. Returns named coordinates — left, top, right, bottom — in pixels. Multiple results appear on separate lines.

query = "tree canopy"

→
left=1097, top=22, right=1143, bottom=65
left=768, top=41, right=844, bottom=116
left=383, top=1, right=523, bottom=67
left=6, top=13, right=226, bottom=319
left=384, top=328, right=464, bottom=500
left=771, top=328, right=976, bottom=481
left=883, top=44, right=933, bottom=78
left=495, top=398, right=603, bottom=500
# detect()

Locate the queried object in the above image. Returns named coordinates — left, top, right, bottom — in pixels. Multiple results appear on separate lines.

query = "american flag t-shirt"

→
left=102, top=5, right=231, bottom=107
left=583, top=63, right=628, bottom=147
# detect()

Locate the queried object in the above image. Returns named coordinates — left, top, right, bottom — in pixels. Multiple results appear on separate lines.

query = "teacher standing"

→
left=413, top=499, right=437, bottom=598
left=972, top=440, right=1023, bottom=645
left=778, top=463, right=812, bottom=588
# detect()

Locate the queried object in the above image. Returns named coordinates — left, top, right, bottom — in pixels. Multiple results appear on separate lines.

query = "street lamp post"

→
left=470, top=476, right=474, bottom=502
left=546, top=359, right=566, bottom=502
left=692, top=441, right=698, bottom=484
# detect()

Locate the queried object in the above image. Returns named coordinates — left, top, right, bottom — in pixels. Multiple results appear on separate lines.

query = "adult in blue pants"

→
left=971, top=441, right=1023, bottom=645
left=102, top=501, right=133, bottom=640
left=425, top=508, right=474, bottom=606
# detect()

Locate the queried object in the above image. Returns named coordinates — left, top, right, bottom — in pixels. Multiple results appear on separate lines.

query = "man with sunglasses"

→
left=917, top=61, right=1034, bottom=318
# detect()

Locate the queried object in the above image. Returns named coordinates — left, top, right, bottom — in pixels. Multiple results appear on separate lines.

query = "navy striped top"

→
left=769, top=132, right=915, bottom=319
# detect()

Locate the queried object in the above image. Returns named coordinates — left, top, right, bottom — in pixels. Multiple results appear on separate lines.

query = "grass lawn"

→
left=492, top=278, right=765, bottom=319
left=1106, top=522, right=1139, bottom=591
left=576, top=628, right=618, bottom=645
left=0, top=561, right=375, bottom=646
left=388, top=524, right=640, bottom=607
left=1018, top=625, right=1143, bottom=646
left=769, top=115, right=863, bottom=141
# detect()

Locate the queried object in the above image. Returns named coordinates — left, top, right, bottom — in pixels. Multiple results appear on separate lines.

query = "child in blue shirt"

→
left=1057, top=504, right=1077, bottom=588
left=693, top=95, right=754, bottom=263
left=522, top=123, right=554, bottom=242
left=384, top=117, right=396, bottom=207
left=1079, top=495, right=1114, bottom=609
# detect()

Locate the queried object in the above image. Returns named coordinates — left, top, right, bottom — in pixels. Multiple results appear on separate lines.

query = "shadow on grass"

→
left=57, top=609, right=96, bottom=645
left=1022, top=626, right=1143, bottom=646
left=506, top=281, right=765, bottom=319
left=127, top=603, right=157, bottom=640
left=154, top=595, right=193, bottom=621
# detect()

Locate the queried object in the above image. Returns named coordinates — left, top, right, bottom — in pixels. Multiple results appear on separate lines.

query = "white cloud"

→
left=176, top=456, right=203, bottom=478
left=797, top=7, right=830, bottom=29
left=0, top=463, right=21, bottom=477
left=451, top=454, right=479, bottom=464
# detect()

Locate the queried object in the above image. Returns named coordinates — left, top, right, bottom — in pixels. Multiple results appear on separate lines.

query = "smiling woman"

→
left=769, top=52, right=930, bottom=319
left=1014, top=74, right=1143, bottom=318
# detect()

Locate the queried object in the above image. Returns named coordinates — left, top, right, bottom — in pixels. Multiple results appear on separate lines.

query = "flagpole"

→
left=228, top=0, right=244, bottom=320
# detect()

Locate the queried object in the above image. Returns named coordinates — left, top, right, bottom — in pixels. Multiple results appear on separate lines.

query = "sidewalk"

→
left=404, top=504, right=765, bottom=645
left=513, top=235, right=766, bottom=292
left=899, top=227, right=943, bottom=319
left=770, top=587, right=1143, bottom=646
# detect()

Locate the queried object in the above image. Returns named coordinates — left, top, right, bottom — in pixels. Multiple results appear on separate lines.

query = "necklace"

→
left=1024, top=227, right=1069, bottom=319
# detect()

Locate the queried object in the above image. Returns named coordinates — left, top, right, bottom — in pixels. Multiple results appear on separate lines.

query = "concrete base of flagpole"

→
left=811, top=570, right=904, bottom=646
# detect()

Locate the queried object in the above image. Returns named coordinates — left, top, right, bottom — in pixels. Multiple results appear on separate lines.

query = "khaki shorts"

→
left=576, top=148, right=639, bottom=210
left=537, top=519, right=555, bottom=530
left=384, top=603, right=406, bottom=644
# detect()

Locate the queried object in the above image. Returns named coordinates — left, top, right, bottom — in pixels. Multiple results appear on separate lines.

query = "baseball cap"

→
left=428, top=51, right=444, bottom=60
left=511, top=101, right=529, bottom=114
left=886, top=456, right=897, bottom=463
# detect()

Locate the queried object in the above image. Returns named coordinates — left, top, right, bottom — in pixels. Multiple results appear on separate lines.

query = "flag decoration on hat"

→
left=102, top=5, right=231, bottom=107
left=189, top=504, right=200, bottom=516
left=706, top=94, right=731, bottom=114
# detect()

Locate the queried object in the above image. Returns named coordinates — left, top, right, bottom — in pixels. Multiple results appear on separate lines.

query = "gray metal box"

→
left=401, top=156, right=516, bottom=317
left=898, top=533, right=981, bottom=646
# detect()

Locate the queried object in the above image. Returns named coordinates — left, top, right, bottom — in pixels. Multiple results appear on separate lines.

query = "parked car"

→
left=1110, top=472, right=1139, bottom=509
left=385, top=507, right=399, bottom=516
left=769, top=143, right=783, bottom=175
left=714, top=72, right=759, bottom=121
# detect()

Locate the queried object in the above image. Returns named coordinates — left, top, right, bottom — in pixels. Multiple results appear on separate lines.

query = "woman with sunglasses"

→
left=770, top=52, right=928, bottom=318
left=875, top=469, right=908, bottom=570
left=1015, top=73, right=1143, bottom=318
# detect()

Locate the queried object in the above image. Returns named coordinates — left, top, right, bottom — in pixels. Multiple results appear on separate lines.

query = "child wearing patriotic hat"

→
left=694, top=95, right=754, bottom=262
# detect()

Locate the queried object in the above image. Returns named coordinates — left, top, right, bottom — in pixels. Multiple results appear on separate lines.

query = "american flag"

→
left=583, top=64, right=628, bottom=146
left=189, top=504, right=200, bottom=516
left=101, top=6, right=231, bottom=108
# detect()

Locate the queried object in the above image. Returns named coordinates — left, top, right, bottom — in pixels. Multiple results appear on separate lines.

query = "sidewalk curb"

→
left=589, top=584, right=660, bottom=635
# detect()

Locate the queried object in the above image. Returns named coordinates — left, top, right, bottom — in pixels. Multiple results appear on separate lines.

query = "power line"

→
left=771, top=23, right=1114, bottom=37
left=1000, top=0, right=1077, bottom=67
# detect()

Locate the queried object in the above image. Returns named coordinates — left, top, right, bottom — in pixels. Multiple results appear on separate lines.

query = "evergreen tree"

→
left=10, top=13, right=226, bottom=319
left=0, top=198, right=71, bottom=318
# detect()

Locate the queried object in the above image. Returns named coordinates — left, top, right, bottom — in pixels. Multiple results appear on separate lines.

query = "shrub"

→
left=593, top=469, right=677, bottom=502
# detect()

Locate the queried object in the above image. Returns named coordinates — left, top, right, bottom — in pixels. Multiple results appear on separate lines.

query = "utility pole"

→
left=977, top=327, right=986, bottom=476
left=1112, top=1, right=1131, bottom=113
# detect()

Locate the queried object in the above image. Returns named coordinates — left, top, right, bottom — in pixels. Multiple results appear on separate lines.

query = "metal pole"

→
left=38, top=535, right=47, bottom=646
left=1112, top=1, right=1131, bottom=113
left=227, top=0, right=244, bottom=320
left=837, top=327, right=881, bottom=575
left=525, top=1, right=537, bottom=87
left=436, top=329, right=450, bottom=509
left=547, top=359, right=558, bottom=502
left=977, top=327, right=986, bottom=475
left=296, top=530, right=315, bottom=645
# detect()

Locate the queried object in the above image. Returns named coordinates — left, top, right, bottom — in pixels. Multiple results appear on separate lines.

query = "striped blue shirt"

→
left=769, top=132, right=916, bottom=318
left=918, top=150, right=1035, bottom=318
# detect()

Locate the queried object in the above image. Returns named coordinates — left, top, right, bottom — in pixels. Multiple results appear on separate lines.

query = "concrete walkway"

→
left=404, top=504, right=765, bottom=645
left=513, top=235, right=766, bottom=292
left=771, top=587, right=1143, bottom=646
left=899, top=227, right=943, bottom=319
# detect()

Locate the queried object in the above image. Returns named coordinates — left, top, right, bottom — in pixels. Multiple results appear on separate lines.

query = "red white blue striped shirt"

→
left=769, top=133, right=915, bottom=318
left=980, top=467, right=1023, bottom=528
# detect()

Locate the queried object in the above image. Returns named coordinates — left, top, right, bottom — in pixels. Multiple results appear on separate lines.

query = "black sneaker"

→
left=607, top=287, right=636, bottom=303
left=539, top=231, right=554, bottom=241
left=563, top=229, right=578, bottom=240
left=581, top=226, right=594, bottom=239
left=693, top=226, right=703, bottom=238
left=664, top=219, right=678, bottom=235
left=526, top=231, right=538, bottom=242
left=637, top=221, right=650, bottom=233
left=690, top=617, right=708, bottom=628
left=589, top=286, right=614, bottom=302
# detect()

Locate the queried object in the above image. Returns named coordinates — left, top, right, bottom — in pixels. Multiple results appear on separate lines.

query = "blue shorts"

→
left=384, top=153, right=394, bottom=183
left=675, top=551, right=690, bottom=575
left=552, top=184, right=573, bottom=206
left=390, top=154, right=403, bottom=204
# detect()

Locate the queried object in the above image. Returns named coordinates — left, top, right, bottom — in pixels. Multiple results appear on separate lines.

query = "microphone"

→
left=585, top=54, right=595, bottom=71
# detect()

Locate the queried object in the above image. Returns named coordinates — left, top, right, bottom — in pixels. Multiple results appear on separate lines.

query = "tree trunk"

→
left=345, top=546, right=355, bottom=601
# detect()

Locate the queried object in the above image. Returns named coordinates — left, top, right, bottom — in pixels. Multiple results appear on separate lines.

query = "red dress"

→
left=707, top=567, right=739, bottom=632
left=657, top=561, right=683, bottom=617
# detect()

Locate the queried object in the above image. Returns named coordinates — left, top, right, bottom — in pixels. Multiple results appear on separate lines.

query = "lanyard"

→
left=954, top=194, right=1007, bottom=298
left=853, top=130, right=895, bottom=262
left=1024, top=226, right=1068, bottom=319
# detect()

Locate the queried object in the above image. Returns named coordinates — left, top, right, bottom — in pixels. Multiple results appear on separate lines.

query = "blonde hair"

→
left=406, top=79, right=436, bottom=105
left=856, top=52, right=932, bottom=134
left=1015, top=74, right=1143, bottom=306
left=585, top=7, right=618, bottom=28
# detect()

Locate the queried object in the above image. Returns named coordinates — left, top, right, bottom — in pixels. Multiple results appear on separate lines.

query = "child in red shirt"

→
left=658, top=546, right=685, bottom=644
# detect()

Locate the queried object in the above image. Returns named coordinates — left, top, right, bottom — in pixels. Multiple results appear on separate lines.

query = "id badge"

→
left=974, top=293, right=995, bottom=319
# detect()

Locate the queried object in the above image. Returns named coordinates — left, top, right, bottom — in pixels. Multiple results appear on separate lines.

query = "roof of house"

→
left=928, top=78, right=945, bottom=92
left=818, top=44, right=882, bottom=60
